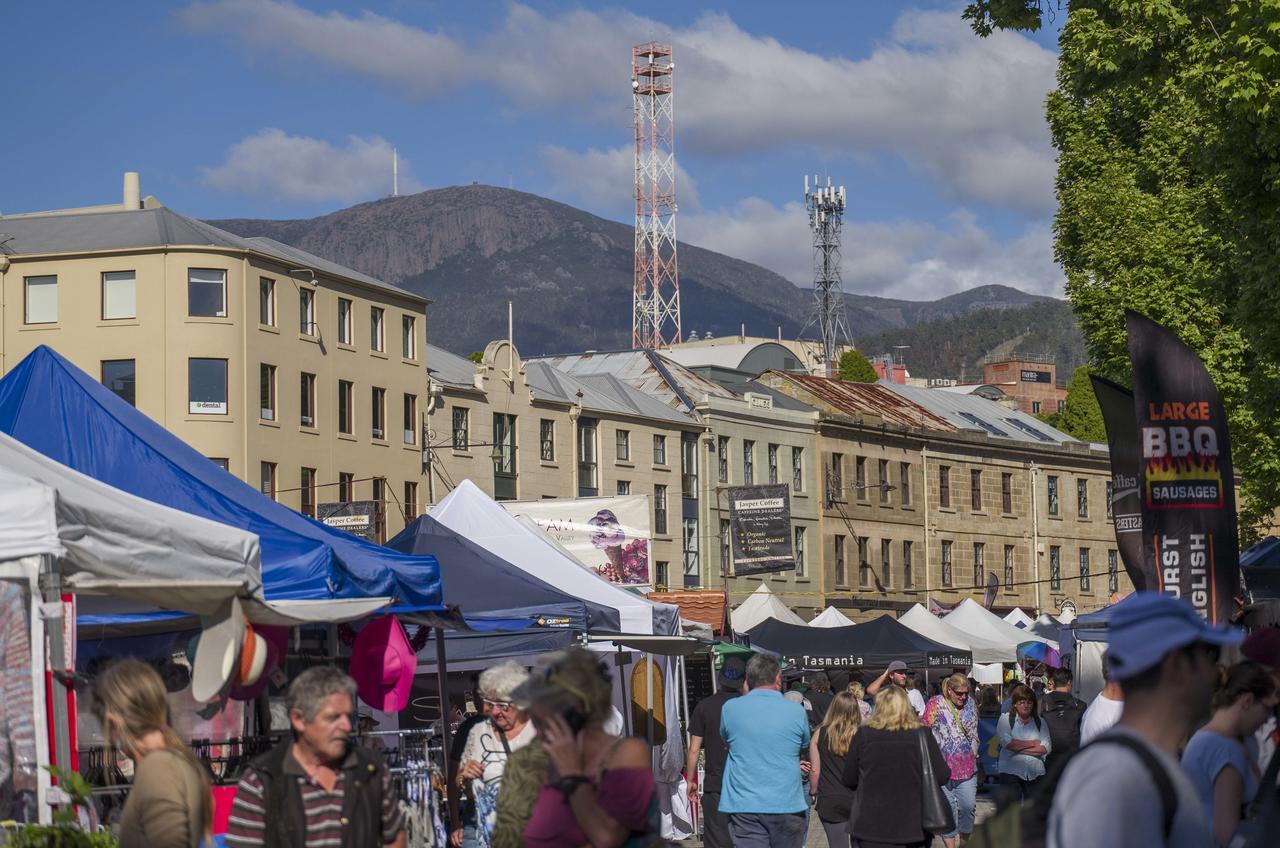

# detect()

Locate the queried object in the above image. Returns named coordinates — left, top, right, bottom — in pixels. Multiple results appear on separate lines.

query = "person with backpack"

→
left=995, top=684, right=1051, bottom=803
left=1038, top=668, right=1087, bottom=776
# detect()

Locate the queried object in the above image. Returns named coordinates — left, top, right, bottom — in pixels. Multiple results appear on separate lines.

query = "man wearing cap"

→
left=868, top=661, right=926, bottom=714
left=1047, top=593, right=1242, bottom=848
left=686, top=654, right=745, bottom=848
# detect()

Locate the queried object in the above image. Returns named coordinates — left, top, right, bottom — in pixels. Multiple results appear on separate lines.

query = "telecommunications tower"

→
left=632, top=42, right=681, bottom=349
left=805, top=175, right=850, bottom=376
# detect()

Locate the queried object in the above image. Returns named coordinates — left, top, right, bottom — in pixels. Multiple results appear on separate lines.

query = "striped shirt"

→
left=225, top=746, right=402, bottom=847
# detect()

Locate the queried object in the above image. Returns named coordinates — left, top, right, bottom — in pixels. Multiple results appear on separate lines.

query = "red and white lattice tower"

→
left=632, top=42, right=681, bottom=350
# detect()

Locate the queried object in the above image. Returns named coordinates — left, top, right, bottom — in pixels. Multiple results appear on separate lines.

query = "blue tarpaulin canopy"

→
left=0, top=346, right=442, bottom=611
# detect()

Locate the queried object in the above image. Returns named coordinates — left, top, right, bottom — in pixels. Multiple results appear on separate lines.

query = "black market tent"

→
left=1242, top=537, right=1280, bottom=600
left=746, top=614, right=972, bottom=672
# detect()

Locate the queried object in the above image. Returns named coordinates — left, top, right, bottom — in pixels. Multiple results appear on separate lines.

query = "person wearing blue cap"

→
left=1047, top=592, right=1243, bottom=848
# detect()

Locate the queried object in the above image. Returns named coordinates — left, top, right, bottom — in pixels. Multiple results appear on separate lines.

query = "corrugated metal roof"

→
left=0, top=207, right=420, bottom=301
left=780, top=374, right=957, bottom=431
left=715, top=380, right=817, bottom=414
left=524, top=362, right=697, bottom=426
left=878, top=381, right=1078, bottom=445
left=426, top=344, right=478, bottom=388
left=647, top=591, right=726, bottom=633
left=533, top=350, right=735, bottom=412
left=661, top=342, right=795, bottom=371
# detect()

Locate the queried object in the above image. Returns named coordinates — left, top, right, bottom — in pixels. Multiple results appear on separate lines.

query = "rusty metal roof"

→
left=647, top=590, right=726, bottom=634
left=775, top=373, right=957, bottom=431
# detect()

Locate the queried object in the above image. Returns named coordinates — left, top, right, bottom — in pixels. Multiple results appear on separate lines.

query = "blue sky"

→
left=4, top=1, right=1065, bottom=300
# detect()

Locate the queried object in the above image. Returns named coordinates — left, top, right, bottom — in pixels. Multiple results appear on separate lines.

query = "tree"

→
left=1053, top=366, right=1107, bottom=443
left=468, top=351, right=484, bottom=364
left=837, top=350, right=878, bottom=383
left=965, top=1, right=1280, bottom=538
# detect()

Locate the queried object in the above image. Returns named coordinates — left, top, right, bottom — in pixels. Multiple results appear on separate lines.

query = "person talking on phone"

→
left=510, top=647, right=661, bottom=847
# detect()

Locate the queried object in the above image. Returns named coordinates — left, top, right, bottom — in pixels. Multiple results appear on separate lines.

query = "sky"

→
left=3, top=1, right=1067, bottom=301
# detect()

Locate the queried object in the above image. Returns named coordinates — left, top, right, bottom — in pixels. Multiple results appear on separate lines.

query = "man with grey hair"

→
left=718, top=653, right=810, bottom=847
left=226, top=666, right=405, bottom=848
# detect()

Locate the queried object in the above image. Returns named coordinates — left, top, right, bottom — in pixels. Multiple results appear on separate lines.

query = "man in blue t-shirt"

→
left=719, top=653, right=810, bottom=847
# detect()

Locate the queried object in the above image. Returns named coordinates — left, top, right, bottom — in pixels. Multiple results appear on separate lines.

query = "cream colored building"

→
left=0, top=177, right=428, bottom=539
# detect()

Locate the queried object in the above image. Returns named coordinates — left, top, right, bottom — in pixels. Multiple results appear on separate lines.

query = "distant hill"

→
left=212, top=184, right=1069, bottom=359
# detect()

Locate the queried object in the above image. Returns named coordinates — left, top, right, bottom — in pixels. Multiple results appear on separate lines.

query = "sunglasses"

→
left=950, top=690, right=970, bottom=697
left=482, top=698, right=514, bottom=711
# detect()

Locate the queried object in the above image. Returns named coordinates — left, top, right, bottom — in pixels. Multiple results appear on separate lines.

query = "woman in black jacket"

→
left=843, top=684, right=950, bottom=848
left=808, top=692, right=862, bottom=847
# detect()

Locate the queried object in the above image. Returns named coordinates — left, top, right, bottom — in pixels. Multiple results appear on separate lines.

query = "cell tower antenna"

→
left=804, top=174, right=851, bottom=376
left=632, top=42, right=680, bottom=350
left=392, top=147, right=399, bottom=197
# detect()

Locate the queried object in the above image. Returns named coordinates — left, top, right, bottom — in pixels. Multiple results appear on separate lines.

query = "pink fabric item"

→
left=349, top=616, right=415, bottom=712
left=524, top=767, right=655, bottom=848
left=211, top=784, right=238, bottom=834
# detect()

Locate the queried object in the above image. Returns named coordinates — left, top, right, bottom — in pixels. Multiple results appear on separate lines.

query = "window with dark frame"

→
left=681, top=434, right=698, bottom=498
left=903, top=540, right=914, bottom=587
left=1004, top=544, right=1015, bottom=589
left=1050, top=546, right=1061, bottom=590
left=452, top=407, right=469, bottom=450
left=941, top=540, right=953, bottom=587
left=299, top=288, right=316, bottom=335
left=260, top=461, right=277, bottom=500
left=259, top=277, right=276, bottom=326
left=1002, top=472, right=1013, bottom=513
left=616, top=429, right=630, bottom=462
left=24, top=275, right=57, bottom=324
left=370, top=307, right=385, bottom=352
left=835, top=535, right=847, bottom=586
left=187, top=269, right=226, bottom=318
left=372, top=478, right=386, bottom=543
left=855, top=456, right=867, bottom=500
left=881, top=538, right=892, bottom=587
left=971, top=469, right=982, bottom=511
left=768, top=444, right=779, bottom=485
left=828, top=453, right=844, bottom=502
left=1080, top=547, right=1091, bottom=591
left=1108, top=550, right=1119, bottom=593
left=401, top=315, right=417, bottom=359
left=939, top=465, right=951, bottom=508
left=337, top=298, right=353, bottom=345
left=338, top=472, right=354, bottom=503
left=794, top=527, right=806, bottom=577
left=793, top=447, right=804, bottom=492
left=654, top=484, right=668, bottom=535
left=1106, top=481, right=1114, bottom=519
left=578, top=418, right=599, bottom=497
left=1048, top=475, right=1060, bottom=516
left=403, top=394, right=417, bottom=445
left=1078, top=479, right=1089, bottom=518
left=404, top=481, right=418, bottom=522
left=743, top=440, right=755, bottom=485
left=617, top=480, right=630, bottom=495
left=858, top=536, right=870, bottom=588
left=718, top=436, right=729, bottom=483
left=101, top=360, right=136, bottom=407
left=879, top=459, right=890, bottom=503
left=103, top=271, right=136, bottom=320
left=653, top=434, right=667, bottom=466
left=260, top=364, right=276, bottom=421
left=300, top=373, right=316, bottom=428
left=973, top=542, right=985, bottom=587
left=720, top=519, right=731, bottom=574
left=188, top=358, right=228, bottom=415
left=300, top=468, right=316, bottom=518
left=540, top=419, right=555, bottom=461
left=338, top=380, right=353, bottom=435
left=371, top=387, right=386, bottom=440
left=900, top=461, right=911, bottom=505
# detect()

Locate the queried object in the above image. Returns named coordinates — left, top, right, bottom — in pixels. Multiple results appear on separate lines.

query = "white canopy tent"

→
left=730, top=583, right=806, bottom=633
left=900, top=604, right=1017, bottom=664
left=809, top=606, right=855, bottom=628
left=1003, top=608, right=1036, bottom=629
left=943, top=598, right=1058, bottom=653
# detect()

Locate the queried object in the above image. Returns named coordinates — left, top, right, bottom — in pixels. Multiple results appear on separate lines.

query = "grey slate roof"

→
left=877, top=381, right=1078, bottom=446
left=426, top=344, right=479, bottom=388
left=524, top=362, right=697, bottom=426
left=532, top=349, right=736, bottom=413
left=0, top=207, right=420, bottom=302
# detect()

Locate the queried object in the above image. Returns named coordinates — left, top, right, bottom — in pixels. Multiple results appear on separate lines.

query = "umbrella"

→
left=1018, top=640, right=1062, bottom=668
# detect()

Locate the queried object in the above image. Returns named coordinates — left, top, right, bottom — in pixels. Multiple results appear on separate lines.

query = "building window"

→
left=1108, top=550, right=1119, bottom=593
left=1058, top=399, right=1066, bottom=413
left=835, top=535, right=847, bottom=586
left=681, top=434, right=698, bottom=498
left=300, top=467, right=316, bottom=518
left=404, top=481, right=419, bottom=522
left=939, top=465, right=951, bottom=508
left=1048, top=476, right=1060, bottom=516
left=402, top=315, right=417, bottom=359
left=187, top=268, right=226, bottom=318
left=879, top=459, right=890, bottom=503
left=1002, top=473, right=1013, bottom=513
left=794, top=527, right=806, bottom=577
left=768, top=444, right=780, bottom=485
left=683, top=517, right=700, bottom=584
left=903, top=540, right=914, bottom=587
left=616, top=429, right=631, bottom=462
left=792, top=447, right=804, bottom=492
left=941, top=540, right=953, bottom=587
left=209, top=457, right=230, bottom=472
left=337, top=298, right=353, bottom=345
left=337, top=380, right=353, bottom=435
left=1077, top=479, right=1089, bottom=518
left=578, top=418, right=599, bottom=497
left=493, top=413, right=516, bottom=480
left=973, top=542, right=985, bottom=587
left=403, top=394, right=417, bottom=445
left=828, top=453, right=844, bottom=502
left=743, top=440, right=755, bottom=485
left=259, top=363, right=276, bottom=421
left=370, top=307, right=385, bottom=352
left=653, top=434, right=667, bottom=465
left=855, top=456, right=867, bottom=500
left=720, top=519, right=731, bottom=575
left=1080, top=548, right=1091, bottom=592
left=717, top=436, right=730, bottom=483
left=260, top=462, right=277, bottom=500
left=371, top=387, right=386, bottom=439
left=299, top=288, right=316, bottom=335
left=1050, top=546, right=1061, bottom=591
left=971, top=469, right=982, bottom=511
left=617, top=480, right=631, bottom=495
left=338, top=472, right=354, bottom=503
left=654, top=485, right=668, bottom=535
left=858, top=536, right=870, bottom=588
left=259, top=277, right=276, bottom=326
left=24, top=275, right=58, bottom=324
left=1004, top=544, right=1015, bottom=589
left=188, top=358, right=228, bottom=415
left=540, top=419, right=555, bottom=461
left=102, top=271, right=136, bottom=320
left=372, top=478, right=386, bottom=543
left=101, top=360, right=136, bottom=407
left=452, top=407, right=470, bottom=450
left=1032, top=400, right=1042, bottom=414
left=655, top=561, right=669, bottom=590
left=900, top=462, right=911, bottom=505
left=1106, top=481, right=1114, bottom=519
left=300, top=373, right=316, bottom=427
left=881, top=538, right=892, bottom=587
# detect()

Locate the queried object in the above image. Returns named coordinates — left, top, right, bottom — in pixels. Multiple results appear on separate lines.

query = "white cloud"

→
left=681, top=199, right=1063, bottom=301
left=202, top=129, right=417, bottom=202
left=538, top=145, right=701, bottom=217
left=180, top=2, right=1057, bottom=213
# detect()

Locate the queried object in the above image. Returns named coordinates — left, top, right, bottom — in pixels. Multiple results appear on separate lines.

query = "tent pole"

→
left=435, top=627, right=459, bottom=830
left=679, top=655, right=691, bottom=747
left=646, top=653, right=655, bottom=744
left=40, top=554, right=72, bottom=781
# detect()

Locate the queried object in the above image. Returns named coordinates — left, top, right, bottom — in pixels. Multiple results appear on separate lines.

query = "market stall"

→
left=746, top=614, right=972, bottom=672
left=898, top=603, right=1014, bottom=683
left=730, top=583, right=806, bottom=633
left=943, top=598, right=1058, bottom=653
left=809, top=606, right=856, bottom=628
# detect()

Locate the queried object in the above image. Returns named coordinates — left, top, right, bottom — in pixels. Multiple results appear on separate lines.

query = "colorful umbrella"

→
left=1018, top=640, right=1062, bottom=668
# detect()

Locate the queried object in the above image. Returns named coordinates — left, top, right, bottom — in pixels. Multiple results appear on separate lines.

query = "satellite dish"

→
left=983, top=572, right=999, bottom=609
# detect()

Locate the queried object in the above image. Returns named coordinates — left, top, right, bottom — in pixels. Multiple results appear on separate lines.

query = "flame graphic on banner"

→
left=1144, top=453, right=1223, bottom=507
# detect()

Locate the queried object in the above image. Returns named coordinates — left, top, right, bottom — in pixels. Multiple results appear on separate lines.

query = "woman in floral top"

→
left=922, top=673, right=979, bottom=848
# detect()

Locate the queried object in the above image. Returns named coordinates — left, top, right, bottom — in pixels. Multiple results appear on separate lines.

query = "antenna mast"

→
left=632, top=42, right=680, bottom=350
left=392, top=148, right=399, bottom=197
left=805, top=174, right=850, bottom=376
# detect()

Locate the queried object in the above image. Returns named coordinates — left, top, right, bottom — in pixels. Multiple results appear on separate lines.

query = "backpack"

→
left=968, top=734, right=1176, bottom=848
left=1039, top=692, right=1087, bottom=757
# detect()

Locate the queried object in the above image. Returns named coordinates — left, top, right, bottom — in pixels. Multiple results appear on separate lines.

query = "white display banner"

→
left=504, top=495, right=653, bottom=586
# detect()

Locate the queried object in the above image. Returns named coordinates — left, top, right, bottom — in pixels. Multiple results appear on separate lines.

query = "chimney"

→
left=123, top=172, right=141, bottom=209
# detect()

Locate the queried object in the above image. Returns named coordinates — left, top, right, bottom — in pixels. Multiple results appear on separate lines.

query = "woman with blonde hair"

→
left=808, top=691, right=862, bottom=847
left=91, top=659, right=212, bottom=848
left=923, top=673, right=979, bottom=848
left=847, top=680, right=872, bottom=720
left=842, top=685, right=949, bottom=848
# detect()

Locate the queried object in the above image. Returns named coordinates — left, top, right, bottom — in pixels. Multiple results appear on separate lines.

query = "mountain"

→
left=211, top=184, right=1066, bottom=358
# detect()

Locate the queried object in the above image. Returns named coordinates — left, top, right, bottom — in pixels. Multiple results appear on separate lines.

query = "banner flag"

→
left=1090, top=374, right=1155, bottom=591
left=727, top=484, right=795, bottom=576
left=503, top=495, right=653, bottom=585
left=1126, top=310, right=1239, bottom=622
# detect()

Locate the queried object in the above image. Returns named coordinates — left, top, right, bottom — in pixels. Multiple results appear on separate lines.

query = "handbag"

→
left=918, top=727, right=956, bottom=836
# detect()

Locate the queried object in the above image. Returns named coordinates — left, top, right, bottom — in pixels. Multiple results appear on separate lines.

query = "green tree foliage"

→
left=468, top=351, right=484, bottom=364
left=838, top=350, right=879, bottom=383
left=967, top=1, right=1280, bottom=538
left=1056, top=366, right=1107, bottom=443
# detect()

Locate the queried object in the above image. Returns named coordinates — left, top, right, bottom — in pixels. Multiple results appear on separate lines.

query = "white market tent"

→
left=731, top=583, right=806, bottom=633
left=1003, top=607, right=1036, bottom=629
left=428, top=480, right=679, bottom=636
left=900, top=604, right=1017, bottom=664
left=944, top=598, right=1058, bottom=652
left=810, top=606, right=856, bottom=628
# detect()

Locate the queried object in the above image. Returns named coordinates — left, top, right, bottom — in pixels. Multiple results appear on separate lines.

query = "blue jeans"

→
left=727, top=811, right=809, bottom=848
left=460, top=824, right=479, bottom=848
left=942, top=775, right=978, bottom=837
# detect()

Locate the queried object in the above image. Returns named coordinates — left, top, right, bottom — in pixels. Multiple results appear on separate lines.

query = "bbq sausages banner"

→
left=727, top=484, right=795, bottom=576
left=1126, top=310, right=1239, bottom=622
left=1091, top=374, right=1155, bottom=591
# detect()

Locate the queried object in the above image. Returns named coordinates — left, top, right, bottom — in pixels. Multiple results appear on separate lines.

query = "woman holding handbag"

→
left=842, top=685, right=952, bottom=848
left=923, top=673, right=979, bottom=848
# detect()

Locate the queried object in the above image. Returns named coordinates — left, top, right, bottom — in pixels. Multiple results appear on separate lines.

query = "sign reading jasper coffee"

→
left=727, top=484, right=794, bottom=576
left=318, top=501, right=377, bottom=541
